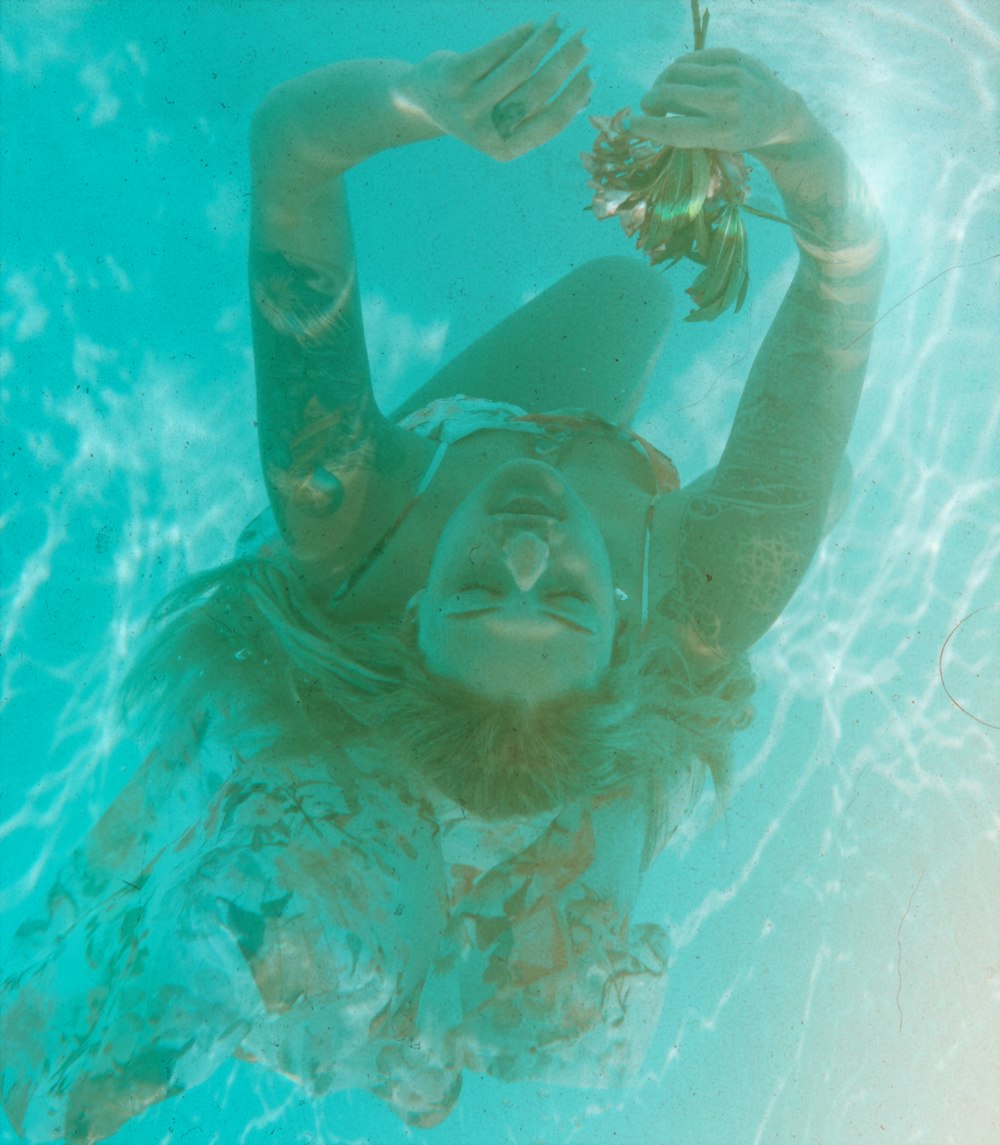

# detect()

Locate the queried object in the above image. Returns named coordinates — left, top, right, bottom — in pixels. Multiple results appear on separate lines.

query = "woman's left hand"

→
left=626, top=48, right=816, bottom=157
left=394, top=18, right=592, bottom=162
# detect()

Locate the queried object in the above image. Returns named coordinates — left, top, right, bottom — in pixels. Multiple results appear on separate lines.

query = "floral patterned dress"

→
left=0, top=711, right=699, bottom=1142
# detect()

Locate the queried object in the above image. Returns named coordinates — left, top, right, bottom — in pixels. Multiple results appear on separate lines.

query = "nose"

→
left=502, top=531, right=550, bottom=592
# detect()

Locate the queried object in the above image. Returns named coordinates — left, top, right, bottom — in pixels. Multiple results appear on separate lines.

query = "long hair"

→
left=123, top=552, right=755, bottom=858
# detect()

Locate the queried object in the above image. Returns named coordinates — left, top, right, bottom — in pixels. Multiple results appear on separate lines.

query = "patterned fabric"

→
left=398, top=394, right=681, bottom=495
left=0, top=396, right=688, bottom=1140
left=1, top=737, right=674, bottom=1139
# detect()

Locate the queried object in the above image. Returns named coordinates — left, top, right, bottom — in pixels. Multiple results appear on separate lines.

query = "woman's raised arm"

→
left=249, top=58, right=441, bottom=570
left=636, top=50, right=888, bottom=660
left=248, top=21, right=590, bottom=572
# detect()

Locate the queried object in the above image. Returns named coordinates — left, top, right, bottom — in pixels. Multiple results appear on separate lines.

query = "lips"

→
left=496, top=496, right=562, bottom=518
left=482, top=459, right=571, bottom=519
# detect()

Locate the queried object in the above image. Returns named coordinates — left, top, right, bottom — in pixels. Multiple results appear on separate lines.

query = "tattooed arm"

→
left=249, top=24, right=590, bottom=576
left=636, top=51, right=888, bottom=660
left=248, top=60, right=444, bottom=574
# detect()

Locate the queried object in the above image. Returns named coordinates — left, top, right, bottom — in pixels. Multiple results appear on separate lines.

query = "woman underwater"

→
left=1, top=17, right=887, bottom=1144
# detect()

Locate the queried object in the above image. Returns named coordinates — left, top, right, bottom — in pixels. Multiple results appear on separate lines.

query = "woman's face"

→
left=417, top=459, right=618, bottom=703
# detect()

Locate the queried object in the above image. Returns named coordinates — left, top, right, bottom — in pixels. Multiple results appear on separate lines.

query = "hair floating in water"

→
left=582, top=0, right=790, bottom=323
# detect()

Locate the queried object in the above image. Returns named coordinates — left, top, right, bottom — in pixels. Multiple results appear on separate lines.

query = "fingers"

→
left=627, top=112, right=718, bottom=150
left=505, top=30, right=588, bottom=116
left=633, top=48, right=796, bottom=154
left=506, top=66, right=593, bottom=157
left=644, top=48, right=768, bottom=97
left=633, top=50, right=766, bottom=150
left=456, top=22, right=537, bottom=83
left=640, top=82, right=727, bottom=118
left=641, top=58, right=744, bottom=118
left=651, top=57, right=728, bottom=84
left=477, top=15, right=564, bottom=104
left=475, top=17, right=591, bottom=156
left=670, top=47, right=753, bottom=67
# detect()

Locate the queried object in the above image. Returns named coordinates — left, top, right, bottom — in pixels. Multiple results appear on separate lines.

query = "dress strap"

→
left=330, top=440, right=449, bottom=605
left=641, top=502, right=653, bottom=630
left=415, top=438, right=449, bottom=494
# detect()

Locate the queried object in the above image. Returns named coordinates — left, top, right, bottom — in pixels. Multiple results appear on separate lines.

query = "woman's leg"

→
left=389, top=256, right=672, bottom=425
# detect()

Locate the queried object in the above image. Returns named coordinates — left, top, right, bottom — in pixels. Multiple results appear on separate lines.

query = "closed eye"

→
left=445, top=608, right=596, bottom=635
left=457, top=583, right=501, bottom=596
left=451, top=585, right=596, bottom=633
left=460, top=585, right=590, bottom=607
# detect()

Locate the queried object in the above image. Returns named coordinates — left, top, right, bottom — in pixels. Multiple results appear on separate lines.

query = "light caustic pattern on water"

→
left=1, top=2, right=998, bottom=1143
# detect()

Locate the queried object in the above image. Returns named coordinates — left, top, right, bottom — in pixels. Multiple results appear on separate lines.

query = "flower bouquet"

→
left=583, top=1, right=785, bottom=322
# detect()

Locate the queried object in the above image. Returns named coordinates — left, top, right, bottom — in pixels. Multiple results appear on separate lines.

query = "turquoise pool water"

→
left=2, top=1, right=998, bottom=1142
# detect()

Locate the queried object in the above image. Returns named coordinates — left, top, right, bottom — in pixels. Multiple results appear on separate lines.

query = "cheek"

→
left=581, top=526, right=615, bottom=592
left=426, top=521, right=471, bottom=586
left=415, top=598, right=451, bottom=665
left=430, top=535, right=500, bottom=597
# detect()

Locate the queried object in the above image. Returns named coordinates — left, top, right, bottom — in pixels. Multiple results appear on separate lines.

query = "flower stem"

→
left=691, top=0, right=710, bottom=50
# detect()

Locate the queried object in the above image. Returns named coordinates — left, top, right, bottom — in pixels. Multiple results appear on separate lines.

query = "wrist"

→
left=252, top=60, right=444, bottom=184
left=748, top=113, right=886, bottom=267
left=749, top=101, right=832, bottom=175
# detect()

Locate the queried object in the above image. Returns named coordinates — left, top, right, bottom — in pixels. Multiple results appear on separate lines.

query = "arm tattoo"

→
left=250, top=247, right=386, bottom=526
left=659, top=492, right=823, bottom=656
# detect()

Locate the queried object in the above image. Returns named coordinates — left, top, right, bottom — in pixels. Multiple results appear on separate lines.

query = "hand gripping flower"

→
left=583, top=2, right=794, bottom=322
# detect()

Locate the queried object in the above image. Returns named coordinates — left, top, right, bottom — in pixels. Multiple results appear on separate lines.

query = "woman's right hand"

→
left=393, top=17, right=592, bottom=161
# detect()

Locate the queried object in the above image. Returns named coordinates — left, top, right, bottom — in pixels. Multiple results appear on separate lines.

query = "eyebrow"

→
left=445, top=607, right=597, bottom=636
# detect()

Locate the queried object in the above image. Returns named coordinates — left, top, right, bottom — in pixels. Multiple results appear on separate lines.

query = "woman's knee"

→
left=569, top=256, right=673, bottom=314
